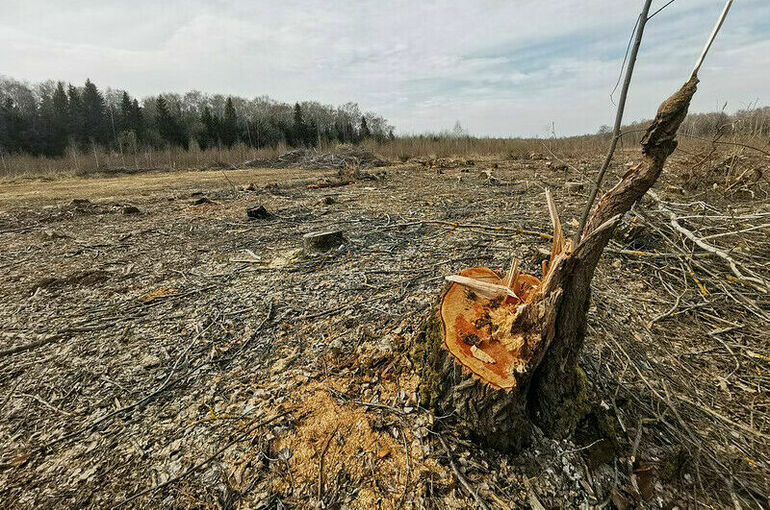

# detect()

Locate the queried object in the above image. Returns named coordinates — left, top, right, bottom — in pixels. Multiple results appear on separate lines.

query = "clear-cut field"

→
left=1, top=152, right=767, bottom=508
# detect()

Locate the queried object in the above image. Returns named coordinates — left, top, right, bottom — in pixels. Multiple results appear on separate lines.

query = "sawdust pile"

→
left=271, top=381, right=440, bottom=508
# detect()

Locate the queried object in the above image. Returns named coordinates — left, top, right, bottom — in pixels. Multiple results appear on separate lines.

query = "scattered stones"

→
left=303, top=230, right=345, bottom=252
left=246, top=205, right=272, bottom=220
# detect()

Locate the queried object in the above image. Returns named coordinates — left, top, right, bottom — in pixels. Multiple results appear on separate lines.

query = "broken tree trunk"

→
left=415, top=76, right=699, bottom=451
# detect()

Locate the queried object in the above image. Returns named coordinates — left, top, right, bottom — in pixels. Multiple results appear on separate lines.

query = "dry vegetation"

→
left=0, top=139, right=768, bottom=509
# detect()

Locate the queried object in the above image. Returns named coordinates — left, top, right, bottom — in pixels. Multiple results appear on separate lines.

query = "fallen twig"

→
left=317, top=426, right=338, bottom=502
left=0, top=334, right=62, bottom=358
left=438, top=435, right=491, bottom=510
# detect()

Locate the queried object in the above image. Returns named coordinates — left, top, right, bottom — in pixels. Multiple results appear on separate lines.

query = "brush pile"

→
left=241, top=146, right=388, bottom=170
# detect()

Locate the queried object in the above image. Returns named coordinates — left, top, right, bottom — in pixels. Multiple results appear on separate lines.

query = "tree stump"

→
left=246, top=205, right=271, bottom=220
left=415, top=76, right=699, bottom=450
left=303, top=230, right=345, bottom=252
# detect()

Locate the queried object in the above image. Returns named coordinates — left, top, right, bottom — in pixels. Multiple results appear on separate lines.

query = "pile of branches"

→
left=241, top=146, right=388, bottom=170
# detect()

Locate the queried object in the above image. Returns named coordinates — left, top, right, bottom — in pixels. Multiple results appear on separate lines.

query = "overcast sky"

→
left=2, top=0, right=768, bottom=136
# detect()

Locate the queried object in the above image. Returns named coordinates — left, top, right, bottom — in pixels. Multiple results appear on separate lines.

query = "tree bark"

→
left=415, top=77, right=699, bottom=450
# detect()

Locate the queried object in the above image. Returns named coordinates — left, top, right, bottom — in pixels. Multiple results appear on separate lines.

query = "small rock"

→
left=328, top=338, right=344, bottom=355
left=70, top=199, right=92, bottom=207
left=142, top=354, right=161, bottom=369
left=190, top=197, right=212, bottom=205
left=122, top=205, right=140, bottom=215
left=246, top=205, right=272, bottom=220
left=303, top=230, right=345, bottom=252
left=321, top=196, right=336, bottom=205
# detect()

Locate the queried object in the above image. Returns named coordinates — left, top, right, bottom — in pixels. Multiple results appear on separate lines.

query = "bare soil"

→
left=1, top=150, right=768, bottom=509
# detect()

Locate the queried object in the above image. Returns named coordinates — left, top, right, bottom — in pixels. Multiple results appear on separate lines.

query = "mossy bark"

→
left=414, top=308, right=533, bottom=452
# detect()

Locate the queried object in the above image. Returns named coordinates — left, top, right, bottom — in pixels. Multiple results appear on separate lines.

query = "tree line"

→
left=598, top=105, right=770, bottom=139
left=0, top=76, right=394, bottom=158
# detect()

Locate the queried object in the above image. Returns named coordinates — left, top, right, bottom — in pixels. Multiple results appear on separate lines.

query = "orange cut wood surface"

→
left=440, top=267, right=540, bottom=389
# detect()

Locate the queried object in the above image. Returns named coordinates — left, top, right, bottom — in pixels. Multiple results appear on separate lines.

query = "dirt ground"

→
left=1, top=149, right=768, bottom=509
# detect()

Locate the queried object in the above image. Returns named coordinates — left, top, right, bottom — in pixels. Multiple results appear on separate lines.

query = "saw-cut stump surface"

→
left=416, top=302, right=534, bottom=452
left=440, top=267, right=542, bottom=390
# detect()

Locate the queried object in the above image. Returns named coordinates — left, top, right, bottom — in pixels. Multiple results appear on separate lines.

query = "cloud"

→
left=1, top=0, right=768, bottom=136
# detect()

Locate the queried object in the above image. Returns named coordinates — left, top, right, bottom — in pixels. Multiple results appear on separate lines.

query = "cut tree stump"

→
left=565, top=182, right=584, bottom=192
left=415, top=76, right=700, bottom=451
left=303, top=230, right=345, bottom=252
left=246, top=205, right=272, bottom=220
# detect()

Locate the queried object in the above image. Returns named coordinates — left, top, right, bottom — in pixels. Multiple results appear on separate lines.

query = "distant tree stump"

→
left=303, top=230, right=345, bottom=252
left=246, top=205, right=272, bottom=220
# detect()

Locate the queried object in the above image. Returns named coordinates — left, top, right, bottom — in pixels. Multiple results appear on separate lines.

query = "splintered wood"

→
left=440, top=191, right=569, bottom=389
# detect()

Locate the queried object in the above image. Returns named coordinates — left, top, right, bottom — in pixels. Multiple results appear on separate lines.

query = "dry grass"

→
left=0, top=143, right=286, bottom=180
left=3, top=131, right=766, bottom=183
left=364, top=135, right=612, bottom=161
left=0, top=167, right=330, bottom=206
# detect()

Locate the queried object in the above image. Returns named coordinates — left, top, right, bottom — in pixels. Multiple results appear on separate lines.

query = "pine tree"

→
left=156, top=96, right=172, bottom=146
left=67, top=85, right=85, bottom=148
left=292, top=102, right=305, bottom=147
left=119, top=91, right=133, bottom=133
left=221, top=97, right=239, bottom=148
left=308, top=119, right=319, bottom=147
left=81, top=79, right=109, bottom=146
left=155, top=96, right=188, bottom=149
left=198, top=106, right=217, bottom=150
left=37, top=81, right=69, bottom=156
left=130, top=99, right=144, bottom=140
left=359, top=116, right=371, bottom=140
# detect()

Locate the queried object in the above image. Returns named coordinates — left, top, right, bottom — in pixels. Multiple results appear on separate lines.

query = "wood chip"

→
left=470, top=345, right=496, bottom=364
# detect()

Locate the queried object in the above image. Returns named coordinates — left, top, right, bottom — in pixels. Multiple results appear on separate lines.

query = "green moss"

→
left=413, top=312, right=448, bottom=407
left=573, top=373, right=620, bottom=467
left=553, top=365, right=591, bottom=436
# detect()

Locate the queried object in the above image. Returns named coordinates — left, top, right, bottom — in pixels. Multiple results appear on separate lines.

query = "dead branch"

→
left=438, top=435, right=492, bottom=510
left=650, top=192, right=768, bottom=292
